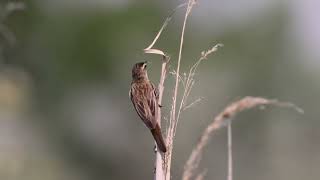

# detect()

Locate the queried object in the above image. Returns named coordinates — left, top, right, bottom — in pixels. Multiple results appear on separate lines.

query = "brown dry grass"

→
left=182, top=97, right=303, bottom=180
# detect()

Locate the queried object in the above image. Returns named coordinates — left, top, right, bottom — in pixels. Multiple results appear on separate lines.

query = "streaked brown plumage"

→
left=129, top=61, right=167, bottom=152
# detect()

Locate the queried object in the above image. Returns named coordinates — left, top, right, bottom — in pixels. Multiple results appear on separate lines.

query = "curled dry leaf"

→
left=144, top=48, right=166, bottom=56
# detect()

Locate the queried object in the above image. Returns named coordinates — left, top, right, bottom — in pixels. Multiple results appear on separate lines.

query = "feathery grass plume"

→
left=182, top=96, right=303, bottom=180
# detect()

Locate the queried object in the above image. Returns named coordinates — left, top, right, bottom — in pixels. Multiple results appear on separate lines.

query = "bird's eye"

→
left=143, top=64, right=147, bottom=69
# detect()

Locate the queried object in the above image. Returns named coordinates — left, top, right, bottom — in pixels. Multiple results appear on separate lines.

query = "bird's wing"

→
left=130, top=84, right=155, bottom=129
left=148, top=83, right=158, bottom=128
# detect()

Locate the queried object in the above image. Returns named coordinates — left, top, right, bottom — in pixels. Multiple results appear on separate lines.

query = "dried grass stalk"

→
left=144, top=0, right=223, bottom=179
left=182, top=96, right=303, bottom=180
left=143, top=3, right=187, bottom=180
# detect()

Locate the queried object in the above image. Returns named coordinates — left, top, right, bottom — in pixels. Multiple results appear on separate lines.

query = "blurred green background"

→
left=0, top=0, right=319, bottom=180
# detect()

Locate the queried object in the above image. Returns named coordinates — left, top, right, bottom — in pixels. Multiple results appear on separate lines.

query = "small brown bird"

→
left=129, top=61, right=167, bottom=152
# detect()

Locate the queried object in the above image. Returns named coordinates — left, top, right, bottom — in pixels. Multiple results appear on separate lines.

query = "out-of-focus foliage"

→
left=0, top=0, right=319, bottom=180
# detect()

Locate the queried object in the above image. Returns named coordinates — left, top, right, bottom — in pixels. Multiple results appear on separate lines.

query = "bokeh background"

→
left=0, top=0, right=319, bottom=179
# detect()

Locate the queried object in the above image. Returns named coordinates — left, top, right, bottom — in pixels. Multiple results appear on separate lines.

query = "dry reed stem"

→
left=143, top=3, right=187, bottom=180
left=166, top=1, right=197, bottom=179
left=182, top=96, right=303, bottom=180
left=144, top=19, right=169, bottom=180
left=144, top=1, right=223, bottom=179
left=154, top=55, right=169, bottom=180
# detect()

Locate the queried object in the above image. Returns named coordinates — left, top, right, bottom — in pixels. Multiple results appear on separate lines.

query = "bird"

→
left=129, top=61, right=167, bottom=152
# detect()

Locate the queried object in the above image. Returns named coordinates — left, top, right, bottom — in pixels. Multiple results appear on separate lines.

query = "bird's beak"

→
left=143, top=61, right=149, bottom=69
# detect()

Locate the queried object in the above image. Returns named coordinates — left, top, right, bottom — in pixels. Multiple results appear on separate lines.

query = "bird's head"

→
left=132, top=61, right=149, bottom=81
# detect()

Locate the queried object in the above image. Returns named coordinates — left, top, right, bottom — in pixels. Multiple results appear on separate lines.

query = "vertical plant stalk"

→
left=166, top=1, right=196, bottom=179
left=144, top=4, right=186, bottom=179
left=144, top=1, right=201, bottom=179
left=227, top=121, right=233, bottom=180
left=154, top=55, right=169, bottom=180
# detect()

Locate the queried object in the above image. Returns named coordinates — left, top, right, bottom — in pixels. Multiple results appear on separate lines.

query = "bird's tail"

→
left=151, top=124, right=167, bottom=152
